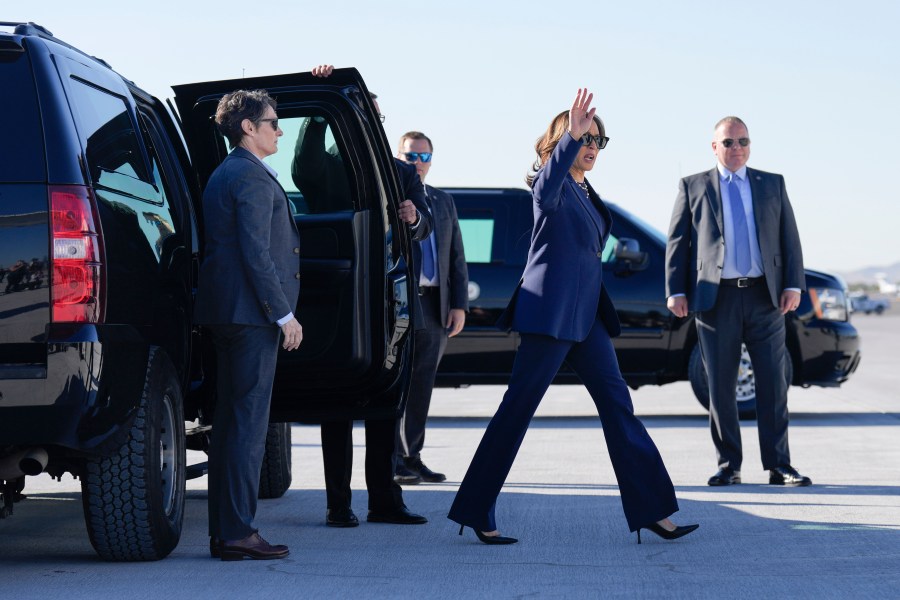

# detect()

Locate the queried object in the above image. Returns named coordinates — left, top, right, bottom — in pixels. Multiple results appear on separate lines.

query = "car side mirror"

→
left=614, top=238, right=649, bottom=273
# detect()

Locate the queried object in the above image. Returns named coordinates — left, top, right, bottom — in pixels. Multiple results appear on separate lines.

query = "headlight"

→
left=808, top=287, right=848, bottom=321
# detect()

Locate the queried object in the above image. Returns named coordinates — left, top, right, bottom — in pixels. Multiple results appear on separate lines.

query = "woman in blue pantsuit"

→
left=448, top=89, right=698, bottom=545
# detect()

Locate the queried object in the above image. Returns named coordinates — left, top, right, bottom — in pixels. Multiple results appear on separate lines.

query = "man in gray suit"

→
left=393, top=131, right=468, bottom=485
left=665, top=116, right=812, bottom=488
left=197, top=90, right=303, bottom=560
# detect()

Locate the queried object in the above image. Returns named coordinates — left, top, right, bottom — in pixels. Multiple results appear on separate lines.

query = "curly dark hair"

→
left=215, top=89, right=277, bottom=148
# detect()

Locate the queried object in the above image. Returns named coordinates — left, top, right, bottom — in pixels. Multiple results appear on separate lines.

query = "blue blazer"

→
left=196, top=147, right=301, bottom=326
left=497, top=132, right=620, bottom=342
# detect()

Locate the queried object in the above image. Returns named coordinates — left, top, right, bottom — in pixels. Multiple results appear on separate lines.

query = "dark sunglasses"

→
left=720, top=137, right=750, bottom=148
left=403, top=152, right=432, bottom=163
left=257, top=118, right=279, bottom=130
left=579, top=134, right=609, bottom=149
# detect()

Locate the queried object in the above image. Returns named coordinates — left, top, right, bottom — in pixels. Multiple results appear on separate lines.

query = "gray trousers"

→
left=399, top=290, right=448, bottom=462
left=696, top=283, right=791, bottom=472
left=207, top=324, right=280, bottom=540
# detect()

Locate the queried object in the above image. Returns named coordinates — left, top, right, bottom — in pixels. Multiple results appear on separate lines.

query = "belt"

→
left=720, top=276, right=764, bottom=288
left=418, top=285, right=438, bottom=296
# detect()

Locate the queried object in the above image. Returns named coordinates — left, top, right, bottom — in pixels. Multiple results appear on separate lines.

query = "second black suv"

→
left=0, top=22, right=417, bottom=560
left=436, top=188, right=861, bottom=416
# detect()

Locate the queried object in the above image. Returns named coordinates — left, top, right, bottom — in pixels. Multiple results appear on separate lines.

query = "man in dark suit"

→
left=393, top=131, right=468, bottom=485
left=295, top=64, right=432, bottom=528
left=197, top=90, right=303, bottom=560
left=665, top=116, right=811, bottom=487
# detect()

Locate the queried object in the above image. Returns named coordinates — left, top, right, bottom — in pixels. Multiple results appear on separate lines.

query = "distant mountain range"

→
left=834, top=261, right=900, bottom=285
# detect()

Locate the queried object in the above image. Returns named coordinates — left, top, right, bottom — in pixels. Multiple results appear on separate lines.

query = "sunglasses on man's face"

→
left=257, top=118, right=279, bottom=131
left=579, top=134, right=609, bottom=149
left=720, top=137, right=750, bottom=148
left=403, top=152, right=432, bottom=163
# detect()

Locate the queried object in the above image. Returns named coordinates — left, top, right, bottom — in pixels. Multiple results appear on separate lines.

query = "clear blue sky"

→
left=10, top=0, right=899, bottom=272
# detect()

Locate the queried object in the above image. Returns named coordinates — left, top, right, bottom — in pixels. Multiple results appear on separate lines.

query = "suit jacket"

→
left=497, top=132, right=620, bottom=342
left=419, top=185, right=469, bottom=320
left=196, top=147, right=301, bottom=326
left=390, top=158, right=433, bottom=332
left=665, top=166, right=805, bottom=312
left=394, top=159, right=433, bottom=242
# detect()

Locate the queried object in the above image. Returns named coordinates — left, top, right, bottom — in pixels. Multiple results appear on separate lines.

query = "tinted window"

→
left=140, top=113, right=189, bottom=262
left=283, top=115, right=353, bottom=214
left=601, top=233, right=618, bottom=262
left=66, top=78, right=154, bottom=197
left=141, top=146, right=179, bottom=261
left=216, top=114, right=355, bottom=216
left=459, top=216, right=494, bottom=264
left=609, top=202, right=666, bottom=246
left=0, top=51, right=45, bottom=182
left=67, top=80, right=169, bottom=272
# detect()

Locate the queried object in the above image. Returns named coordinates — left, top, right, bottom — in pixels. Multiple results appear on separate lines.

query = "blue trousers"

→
left=207, top=324, right=280, bottom=540
left=448, top=318, right=678, bottom=532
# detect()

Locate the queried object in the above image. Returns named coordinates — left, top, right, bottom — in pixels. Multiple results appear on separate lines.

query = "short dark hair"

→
left=398, top=131, right=433, bottom=152
left=215, top=89, right=277, bottom=148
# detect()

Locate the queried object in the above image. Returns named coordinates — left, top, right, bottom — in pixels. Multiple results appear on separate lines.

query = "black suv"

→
left=436, top=188, right=861, bottom=415
left=0, top=22, right=417, bottom=560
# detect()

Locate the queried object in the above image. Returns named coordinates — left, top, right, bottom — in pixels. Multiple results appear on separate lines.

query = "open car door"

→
left=173, top=68, right=413, bottom=421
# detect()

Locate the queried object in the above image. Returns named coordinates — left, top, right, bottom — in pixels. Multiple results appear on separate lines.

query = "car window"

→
left=601, top=233, right=618, bottom=263
left=67, top=79, right=179, bottom=267
left=214, top=114, right=354, bottom=216
left=458, top=216, right=495, bottom=264
left=138, top=117, right=180, bottom=262
left=0, top=53, right=44, bottom=183
left=66, top=78, right=155, bottom=198
left=608, top=202, right=666, bottom=246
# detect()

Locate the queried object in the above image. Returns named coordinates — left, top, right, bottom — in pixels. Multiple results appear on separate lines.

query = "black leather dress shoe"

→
left=393, top=463, right=422, bottom=485
left=326, top=507, right=360, bottom=528
left=769, top=465, right=812, bottom=486
left=413, top=459, right=446, bottom=483
left=367, top=506, right=428, bottom=525
left=397, top=457, right=446, bottom=483
left=708, top=467, right=741, bottom=486
left=219, top=532, right=289, bottom=561
left=210, top=537, right=222, bottom=558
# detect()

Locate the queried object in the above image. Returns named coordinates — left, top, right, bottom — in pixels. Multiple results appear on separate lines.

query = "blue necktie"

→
left=727, top=174, right=751, bottom=275
left=421, top=235, right=436, bottom=281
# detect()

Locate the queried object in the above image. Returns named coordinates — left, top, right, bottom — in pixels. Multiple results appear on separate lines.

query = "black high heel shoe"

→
left=458, top=525, right=518, bottom=545
left=637, top=522, right=699, bottom=544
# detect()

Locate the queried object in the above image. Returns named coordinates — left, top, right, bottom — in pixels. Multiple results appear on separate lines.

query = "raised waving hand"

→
left=568, top=88, right=596, bottom=139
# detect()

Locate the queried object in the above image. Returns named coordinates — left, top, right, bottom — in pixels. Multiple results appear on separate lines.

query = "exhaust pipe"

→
left=0, top=447, right=48, bottom=480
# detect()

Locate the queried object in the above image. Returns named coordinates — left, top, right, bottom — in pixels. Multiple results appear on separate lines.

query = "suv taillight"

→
left=50, top=185, right=105, bottom=323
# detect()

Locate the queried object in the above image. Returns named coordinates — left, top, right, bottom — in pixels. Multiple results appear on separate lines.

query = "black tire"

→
left=258, top=422, right=292, bottom=499
left=81, top=348, right=186, bottom=561
left=688, top=344, right=793, bottom=421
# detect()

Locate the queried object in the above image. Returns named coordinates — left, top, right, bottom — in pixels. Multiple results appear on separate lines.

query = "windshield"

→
left=606, top=201, right=667, bottom=246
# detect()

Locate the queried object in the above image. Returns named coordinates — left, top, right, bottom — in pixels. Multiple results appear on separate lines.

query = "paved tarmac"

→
left=1, top=312, right=898, bottom=599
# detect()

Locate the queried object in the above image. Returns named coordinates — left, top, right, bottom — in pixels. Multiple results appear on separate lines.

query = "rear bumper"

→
left=0, top=324, right=149, bottom=454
